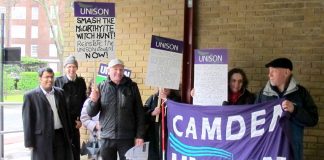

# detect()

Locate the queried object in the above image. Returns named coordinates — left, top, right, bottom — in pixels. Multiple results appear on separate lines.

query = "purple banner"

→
left=166, top=99, right=293, bottom=160
left=151, top=35, right=183, bottom=53
left=194, top=49, right=228, bottom=64
left=74, top=2, right=115, bottom=17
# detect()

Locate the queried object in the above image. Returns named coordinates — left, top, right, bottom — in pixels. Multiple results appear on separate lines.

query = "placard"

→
left=145, top=35, right=183, bottom=89
left=74, top=2, right=115, bottom=61
left=193, top=49, right=228, bottom=105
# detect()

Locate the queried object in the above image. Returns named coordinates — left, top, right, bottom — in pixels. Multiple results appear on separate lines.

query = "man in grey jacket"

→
left=255, top=58, right=318, bottom=160
left=87, top=58, right=145, bottom=160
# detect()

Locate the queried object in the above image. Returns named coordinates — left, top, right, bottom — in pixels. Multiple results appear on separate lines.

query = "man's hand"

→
left=190, top=88, right=195, bottom=97
left=75, top=117, right=82, bottom=129
left=90, top=87, right=100, bottom=102
left=151, top=107, right=161, bottom=116
left=282, top=100, right=295, bottom=113
left=135, top=138, right=144, bottom=146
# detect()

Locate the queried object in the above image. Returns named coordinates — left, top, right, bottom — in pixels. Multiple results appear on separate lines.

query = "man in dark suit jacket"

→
left=22, top=67, right=73, bottom=160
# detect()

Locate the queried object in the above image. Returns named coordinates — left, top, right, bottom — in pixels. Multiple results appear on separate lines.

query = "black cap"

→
left=265, top=58, right=293, bottom=71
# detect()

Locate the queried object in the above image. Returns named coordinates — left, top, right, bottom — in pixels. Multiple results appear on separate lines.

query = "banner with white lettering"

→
left=193, top=49, right=228, bottom=105
left=74, top=2, right=115, bottom=61
left=145, top=35, right=183, bottom=89
left=167, top=99, right=293, bottom=160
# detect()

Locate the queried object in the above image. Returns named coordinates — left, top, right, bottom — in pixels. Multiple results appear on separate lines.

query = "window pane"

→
left=31, top=45, right=38, bottom=57
left=32, top=7, right=38, bottom=20
left=50, top=6, right=58, bottom=19
left=11, top=26, right=26, bottom=38
left=11, top=7, right=26, bottom=19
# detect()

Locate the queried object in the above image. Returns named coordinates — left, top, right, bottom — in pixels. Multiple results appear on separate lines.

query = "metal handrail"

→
left=0, top=102, right=23, bottom=159
left=0, top=130, right=23, bottom=135
left=0, top=102, right=22, bottom=106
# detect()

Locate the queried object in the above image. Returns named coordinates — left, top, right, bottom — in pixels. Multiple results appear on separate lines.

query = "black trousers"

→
left=53, top=128, right=69, bottom=160
left=71, top=128, right=80, bottom=160
left=100, top=139, right=133, bottom=160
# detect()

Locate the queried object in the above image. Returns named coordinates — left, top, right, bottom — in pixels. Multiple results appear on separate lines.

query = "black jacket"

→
left=22, top=87, right=73, bottom=160
left=223, top=89, right=255, bottom=105
left=54, top=75, right=87, bottom=119
left=87, top=76, right=145, bottom=139
left=255, top=77, right=318, bottom=160
left=143, top=91, right=181, bottom=160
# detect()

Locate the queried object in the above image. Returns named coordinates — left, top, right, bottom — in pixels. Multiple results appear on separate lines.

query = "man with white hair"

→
left=255, top=57, right=318, bottom=160
left=87, top=58, right=145, bottom=160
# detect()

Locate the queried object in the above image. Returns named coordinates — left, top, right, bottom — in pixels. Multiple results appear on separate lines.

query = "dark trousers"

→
left=71, top=128, right=80, bottom=160
left=53, top=128, right=69, bottom=160
left=100, top=139, right=134, bottom=160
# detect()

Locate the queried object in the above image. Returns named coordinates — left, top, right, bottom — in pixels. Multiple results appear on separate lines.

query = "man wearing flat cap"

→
left=55, top=55, right=87, bottom=160
left=86, top=58, right=145, bottom=160
left=255, top=57, right=318, bottom=160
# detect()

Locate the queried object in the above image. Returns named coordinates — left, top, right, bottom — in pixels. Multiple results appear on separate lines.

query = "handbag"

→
left=80, top=133, right=101, bottom=157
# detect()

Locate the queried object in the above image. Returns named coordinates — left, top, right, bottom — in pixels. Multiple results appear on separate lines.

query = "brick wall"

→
left=63, top=0, right=184, bottom=147
left=196, top=0, right=324, bottom=159
left=64, top=0, right=323, bottom=159
left=64, top=0, right=184, bottom=100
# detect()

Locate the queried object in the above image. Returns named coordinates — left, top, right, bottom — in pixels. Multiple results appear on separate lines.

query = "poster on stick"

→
left=193, top=49, right=228, bottom=106
left=96, top=63, right=132, bottom=84
left=145, top=35, right=183, bottom=90
left=74, top=2, right=115, bottom=61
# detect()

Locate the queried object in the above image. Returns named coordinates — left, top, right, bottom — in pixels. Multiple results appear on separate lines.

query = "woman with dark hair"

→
left=223, top=68, right=255, bottom=105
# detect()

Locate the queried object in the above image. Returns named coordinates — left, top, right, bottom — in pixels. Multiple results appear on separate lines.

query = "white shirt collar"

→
left=40, top=86, right=54, bottom=95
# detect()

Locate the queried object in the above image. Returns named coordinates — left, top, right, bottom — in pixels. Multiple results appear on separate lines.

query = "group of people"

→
left=223, top=58, right=318, bottom=160
left=219, top=58, right=317, bottom=160
left=22, top=56, right=318, bottom=160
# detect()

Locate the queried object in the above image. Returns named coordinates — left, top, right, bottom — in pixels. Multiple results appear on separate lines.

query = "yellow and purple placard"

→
left=74, top=2, right=115, bottom=61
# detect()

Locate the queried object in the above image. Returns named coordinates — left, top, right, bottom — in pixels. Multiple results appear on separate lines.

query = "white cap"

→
left=108, top=58, right=124, bottom=68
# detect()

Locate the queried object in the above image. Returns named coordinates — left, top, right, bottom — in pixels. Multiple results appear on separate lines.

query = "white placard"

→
left=193, top=49, right=228, bottom=105
left=145, top=35, right=183, bottom=90
left=74, top=2, right=115, bottom=61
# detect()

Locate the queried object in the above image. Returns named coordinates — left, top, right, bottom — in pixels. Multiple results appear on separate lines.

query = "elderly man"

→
left=255, top=58, right=318, bottom=160
left=87, top=58, right=145, bottom=160
left=22, top=67, right=73, bottom=160
left=55, top=55, right=87, bottom=160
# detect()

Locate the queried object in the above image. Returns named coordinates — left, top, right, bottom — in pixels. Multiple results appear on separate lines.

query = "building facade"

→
left=0, top=0, right=65, bottom=71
